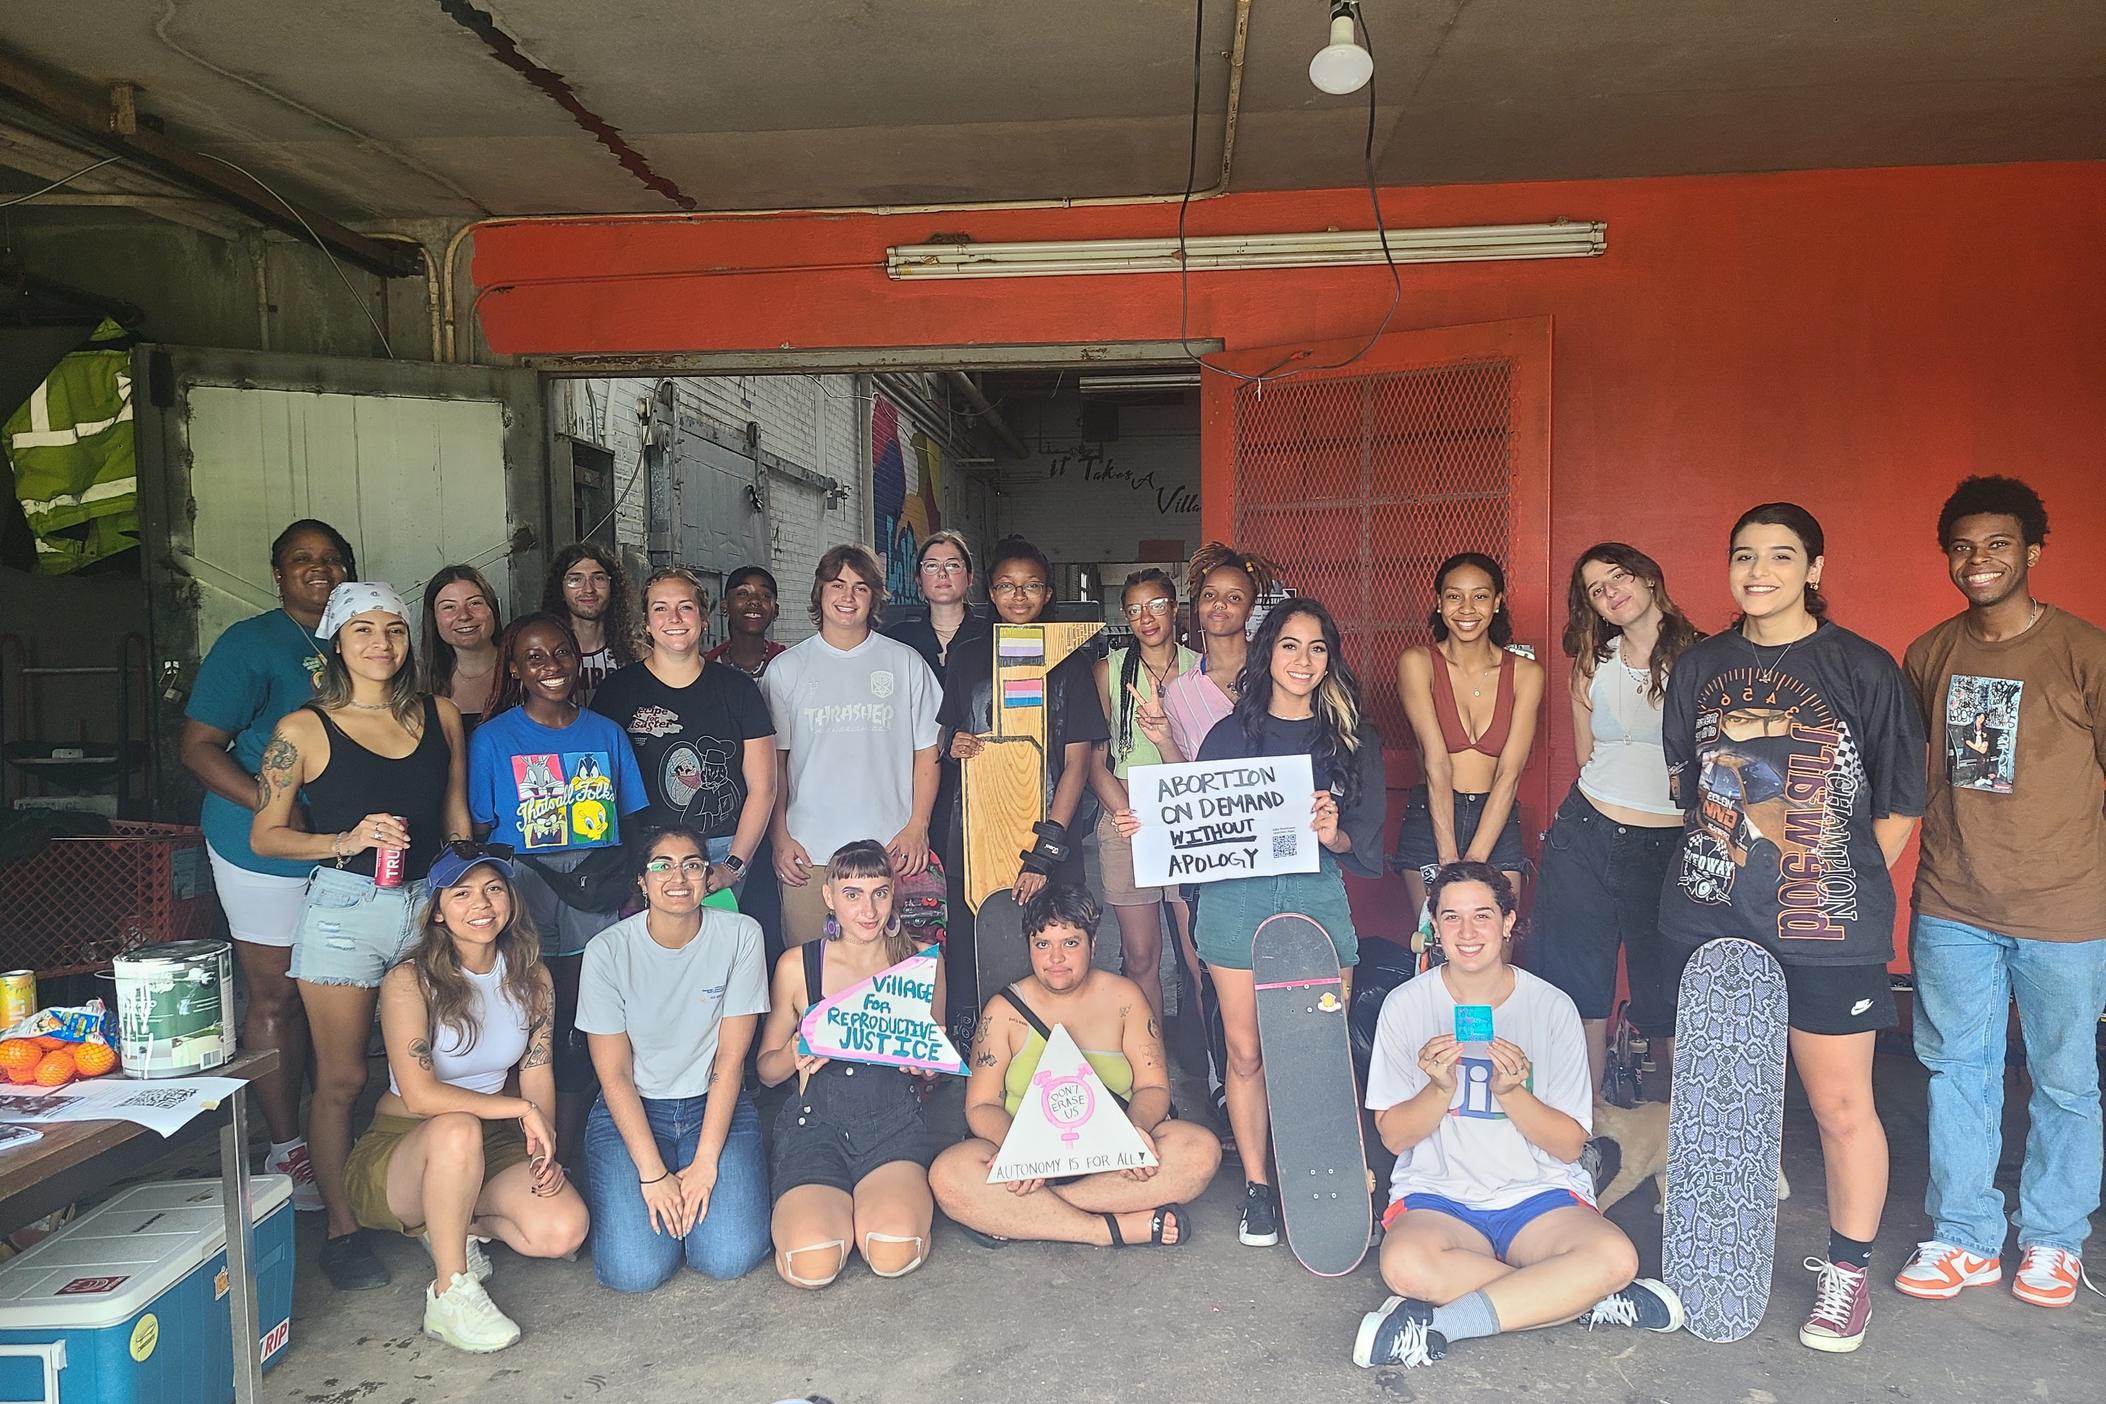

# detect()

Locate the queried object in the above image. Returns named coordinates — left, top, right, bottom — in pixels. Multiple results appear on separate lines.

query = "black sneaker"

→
left=319, top=1229, right=392, bottom=1291
left=1238, top=1182, right=1280, bottom=1247
left=1578, top=1277, right=1685, bottom=1333
left=1353, top=1296, right=1448, bottom=1368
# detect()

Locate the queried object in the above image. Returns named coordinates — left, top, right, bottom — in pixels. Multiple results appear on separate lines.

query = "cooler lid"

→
left=0, top=1175, right=290, bottom=1330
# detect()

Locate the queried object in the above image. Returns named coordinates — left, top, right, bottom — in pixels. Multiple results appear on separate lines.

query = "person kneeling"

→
left=757, top=840, right=946, bottom=1287
left=1354, top=861, right=1681, bottom=1370
left=931, top=885, right=1220, bottom=1248
left=346, top=845, right=589, bottom=1353
left=577, top=826, right=774, bottom=1291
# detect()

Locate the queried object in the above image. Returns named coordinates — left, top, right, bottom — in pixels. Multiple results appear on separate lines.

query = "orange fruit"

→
left=72, top=1041, right=116, bottom=1077
left=0, top=1040, right=39, bottom=1076
left=4, top=1064, right=36, bottom=1085
left=34, top=1036, right=65, bottom=1051
left=33, top=1048, right=75, bottom=1087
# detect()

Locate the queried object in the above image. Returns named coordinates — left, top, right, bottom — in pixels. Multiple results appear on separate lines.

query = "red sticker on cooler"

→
left=57, top=1275, right=127, bottom=1294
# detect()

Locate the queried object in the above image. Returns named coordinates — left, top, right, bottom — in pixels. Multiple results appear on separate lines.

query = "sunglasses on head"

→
left=443, top=839, right=515, bottom=862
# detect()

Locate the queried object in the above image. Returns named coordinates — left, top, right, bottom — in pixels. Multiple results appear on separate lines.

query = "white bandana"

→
left=316, top=580, right=409, bottom=639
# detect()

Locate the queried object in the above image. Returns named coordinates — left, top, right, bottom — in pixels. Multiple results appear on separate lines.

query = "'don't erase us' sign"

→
left=1126, top=754, right=1319, bottom=888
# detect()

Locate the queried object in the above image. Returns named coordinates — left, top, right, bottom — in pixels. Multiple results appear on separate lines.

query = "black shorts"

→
left=1665, top=943, right=1896, bottom=1036
left=1526, top=787, right=1681, bottom=1033
left=769, top=1065, right=938, bottom=1198
left=1392, top=785, right=1527, bottom=881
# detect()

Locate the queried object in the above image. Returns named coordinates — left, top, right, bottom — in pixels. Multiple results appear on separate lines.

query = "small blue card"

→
left=1454, top=1004, right=1495, bottom=1043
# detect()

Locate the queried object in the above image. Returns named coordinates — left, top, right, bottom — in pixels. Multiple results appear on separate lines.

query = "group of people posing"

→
left=178, top=473, right=2103, bottom=1370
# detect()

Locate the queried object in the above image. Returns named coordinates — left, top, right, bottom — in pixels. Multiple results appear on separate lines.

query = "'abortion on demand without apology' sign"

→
left=1126, top=753, right=1319, bottom=888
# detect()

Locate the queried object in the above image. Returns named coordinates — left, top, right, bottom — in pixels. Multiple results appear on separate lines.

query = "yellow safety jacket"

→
left=7, top=318, right=135, bottom=574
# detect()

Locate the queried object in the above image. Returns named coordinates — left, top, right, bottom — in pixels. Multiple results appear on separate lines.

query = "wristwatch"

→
left=721, top=854, right=747, bottom=877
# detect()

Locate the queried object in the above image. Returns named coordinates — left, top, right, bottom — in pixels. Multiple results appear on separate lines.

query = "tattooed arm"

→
left=249, top=710, right=402, bottom=860
left=960, top=1001, right=1022, bottom=1146
left=376, top=965, right=536, bottom=1122
left=1120, top=987, right=1173, bottom=1133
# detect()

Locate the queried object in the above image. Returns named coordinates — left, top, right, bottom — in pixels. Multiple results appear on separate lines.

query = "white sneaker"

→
left=266, top=1141, right=323, bottom=1213
left=423, top=1271, right=520, bottom=1353
left=421, top=1231, right=494, bottom=1283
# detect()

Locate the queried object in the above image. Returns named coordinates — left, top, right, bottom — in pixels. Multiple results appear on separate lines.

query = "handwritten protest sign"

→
left=987, top=1024, right=1158, bottom=1184
left=1126, top=753, right=1319, bottom=888
left=796, top=944, right=964, bottom=1075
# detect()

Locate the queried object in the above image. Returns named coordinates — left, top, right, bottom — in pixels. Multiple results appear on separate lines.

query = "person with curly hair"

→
left=543, top=543, right=636, bottom=706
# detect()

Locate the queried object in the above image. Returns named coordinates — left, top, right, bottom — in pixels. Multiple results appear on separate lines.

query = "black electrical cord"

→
left=1179, top=0, right=1401, bottom=386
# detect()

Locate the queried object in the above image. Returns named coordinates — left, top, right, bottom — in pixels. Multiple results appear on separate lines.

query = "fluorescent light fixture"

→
left=887, top=222, right=1606, bottom=280
left=1309, top=2, right=1373, bottom=95
left=1078, top=372, right=1203, bottom=395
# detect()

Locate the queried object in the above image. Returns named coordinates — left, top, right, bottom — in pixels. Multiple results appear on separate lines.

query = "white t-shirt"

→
left=1364, top=966, right=1595, bottom=1210
left=573, top=910, right=769, bottom=1100
left=763, top=631, right=942, bottom=863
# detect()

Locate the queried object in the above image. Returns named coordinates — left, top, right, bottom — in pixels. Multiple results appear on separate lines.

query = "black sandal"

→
left=1103, top=1205, right=1191, bottom=1248
left=956, top=1223, right=1011, bottom=1250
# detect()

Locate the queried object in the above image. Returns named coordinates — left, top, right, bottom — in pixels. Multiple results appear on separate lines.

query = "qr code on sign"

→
left=1270, top=829, right=1296, bottom=860
left=115, top=1087, right=196, bottom=1110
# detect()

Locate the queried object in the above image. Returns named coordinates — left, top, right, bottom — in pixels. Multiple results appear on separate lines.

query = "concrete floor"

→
left=243, top=1017, right=2103, bottom=1404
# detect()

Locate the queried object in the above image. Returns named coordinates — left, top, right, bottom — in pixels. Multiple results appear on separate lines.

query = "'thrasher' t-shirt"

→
left=1904, top=604, right=2106, bottom=942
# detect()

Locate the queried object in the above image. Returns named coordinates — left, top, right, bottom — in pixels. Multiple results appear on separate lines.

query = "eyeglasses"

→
left=1123, top=598, right=1174, bottom=619
left=644, top=856, right=710, bottom=876
left=920, top=561, right=966, bottom=577
left=991, top=581, right=1049, bottom=599
left=444, top=839, right=515, bottom=862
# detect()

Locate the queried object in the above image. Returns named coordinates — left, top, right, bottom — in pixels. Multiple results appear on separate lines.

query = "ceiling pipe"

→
left=946, top=371, right=1029, bottom=460
left=439, top=0, right=1253, bottom=360
left=0, top=48, right=419, bottom=279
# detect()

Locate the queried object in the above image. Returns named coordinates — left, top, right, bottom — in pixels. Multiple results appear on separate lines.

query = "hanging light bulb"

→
left=1308, top=0, right=1374, bottom=95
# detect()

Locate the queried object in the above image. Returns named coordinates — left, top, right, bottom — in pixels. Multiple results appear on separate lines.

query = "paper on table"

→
left=0, top=1076, right=248, bottom=1138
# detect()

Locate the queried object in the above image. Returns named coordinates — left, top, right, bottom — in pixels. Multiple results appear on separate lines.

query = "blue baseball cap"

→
left=426, top=841, right=516, bottom=890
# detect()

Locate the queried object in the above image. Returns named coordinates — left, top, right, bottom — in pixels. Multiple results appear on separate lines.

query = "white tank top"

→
left=388, top=954, right=529, bottom=1097
left=1576, top=637, right=1679, bottom=817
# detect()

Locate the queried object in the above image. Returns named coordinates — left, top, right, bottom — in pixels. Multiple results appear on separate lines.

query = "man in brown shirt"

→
left=1895, top=476, right=2106, bottom=1312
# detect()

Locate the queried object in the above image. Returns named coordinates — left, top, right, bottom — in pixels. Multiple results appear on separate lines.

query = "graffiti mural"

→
left=873, top=394, right=945, bottom=604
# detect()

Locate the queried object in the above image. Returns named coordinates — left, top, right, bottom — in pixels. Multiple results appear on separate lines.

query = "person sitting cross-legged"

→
left=1353, top=861, right=1683, bottom=1370
left=929, top=884, right=1220, bottom=1248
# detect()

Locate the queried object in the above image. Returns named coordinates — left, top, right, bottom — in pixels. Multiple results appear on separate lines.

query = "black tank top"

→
left=301, top=696, right=451, bottom=879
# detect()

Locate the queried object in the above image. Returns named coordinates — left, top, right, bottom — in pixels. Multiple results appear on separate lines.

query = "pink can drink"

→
left=374, top=823, right=406, bottom=889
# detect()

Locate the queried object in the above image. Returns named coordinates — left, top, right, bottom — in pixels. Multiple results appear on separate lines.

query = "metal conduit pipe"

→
left=439, top=0, right=1252, bottom=361
left=946, top=371, right=1029, bottom=461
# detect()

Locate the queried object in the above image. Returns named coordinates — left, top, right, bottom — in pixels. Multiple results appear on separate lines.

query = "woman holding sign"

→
left=576, top=826, right=773, bottom=1292
left=1117, top=597, right=1386, bottom=1249
left=931, top=883, right=1220, bottom=1247
left=757, top=839, right=948, bottom=1287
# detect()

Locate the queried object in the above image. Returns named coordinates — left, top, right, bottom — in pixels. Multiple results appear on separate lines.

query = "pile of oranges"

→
left=0, top=1036, right=116, bottom=1087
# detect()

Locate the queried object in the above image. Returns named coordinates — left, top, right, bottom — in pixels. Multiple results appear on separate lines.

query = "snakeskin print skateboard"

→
left=1664, top=937, right=1788, bottom=1343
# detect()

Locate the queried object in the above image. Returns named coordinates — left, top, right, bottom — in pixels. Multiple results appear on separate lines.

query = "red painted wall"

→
left=477, top=161, right=2106, bottom=948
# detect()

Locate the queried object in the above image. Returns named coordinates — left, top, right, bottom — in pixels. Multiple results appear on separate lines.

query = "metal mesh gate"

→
left=1231, top=358, right=1516, bottom=745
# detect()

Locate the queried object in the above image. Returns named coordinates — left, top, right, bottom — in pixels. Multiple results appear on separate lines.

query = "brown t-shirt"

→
left=1904, top=605, right=2106, bottom=941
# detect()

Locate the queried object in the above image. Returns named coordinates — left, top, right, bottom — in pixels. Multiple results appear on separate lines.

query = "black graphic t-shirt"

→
left=589, top=659, right=775, bottom=838
left=1660, top=622, right=1926, bottom=966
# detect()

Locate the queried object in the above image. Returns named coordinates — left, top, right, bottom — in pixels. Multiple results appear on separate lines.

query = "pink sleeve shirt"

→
left=1161, top=667, right=1233, bottom=763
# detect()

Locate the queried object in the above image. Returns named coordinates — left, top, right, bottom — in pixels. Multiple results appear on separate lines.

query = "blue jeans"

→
left=584, top=1091, right=772, bottom=1291
left=1910, top=913, right=2106, bottom=1257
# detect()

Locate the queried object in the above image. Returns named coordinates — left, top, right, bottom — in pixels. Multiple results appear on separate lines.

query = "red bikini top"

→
left=1426, top=643, right=1516, bottom=758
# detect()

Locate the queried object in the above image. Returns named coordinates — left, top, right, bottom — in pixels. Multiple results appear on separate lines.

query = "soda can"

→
left=1, top=970, right=36, bottom=1028
left=374, top=828, right=406, bottom=889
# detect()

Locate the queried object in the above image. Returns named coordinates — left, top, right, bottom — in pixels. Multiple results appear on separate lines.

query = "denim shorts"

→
left=1392, top=785, right=1526, bottom=881
left=289, top=866, right=426, bottom=987
left=1191, top=852, right=1358, bottom=972
left=1527, top=786, right=1681, bottom=1031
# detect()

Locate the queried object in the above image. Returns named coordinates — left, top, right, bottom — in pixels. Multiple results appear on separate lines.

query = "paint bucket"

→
left=111, top=941, right=234, bottom=1078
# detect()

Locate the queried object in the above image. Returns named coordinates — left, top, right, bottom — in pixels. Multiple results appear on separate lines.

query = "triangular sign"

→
left=796, top=944, right=964, bottom=1075
left=987, top=1024, right=1159, bottom=1183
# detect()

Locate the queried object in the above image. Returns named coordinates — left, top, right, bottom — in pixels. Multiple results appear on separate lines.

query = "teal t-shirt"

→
left=184, top=610, right=327, bottom=878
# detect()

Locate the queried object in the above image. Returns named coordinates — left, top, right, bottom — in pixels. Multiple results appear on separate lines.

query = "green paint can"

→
left=112, top=940, right=234, bottom=1078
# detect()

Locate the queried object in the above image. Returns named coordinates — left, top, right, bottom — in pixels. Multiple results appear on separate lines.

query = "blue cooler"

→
left=0, top=1176, right=293, bottom=1404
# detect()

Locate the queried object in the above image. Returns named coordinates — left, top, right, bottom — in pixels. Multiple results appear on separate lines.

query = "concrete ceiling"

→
left=0, top=0, right=2098, bottom=222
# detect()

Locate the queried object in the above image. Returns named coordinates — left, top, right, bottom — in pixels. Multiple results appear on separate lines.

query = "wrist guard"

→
left=1017, top=820, right=1071, bottom=876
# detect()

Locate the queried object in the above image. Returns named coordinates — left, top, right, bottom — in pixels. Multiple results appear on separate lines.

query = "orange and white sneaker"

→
left=2011, top=1246, right=2096, bottom=1308
left=1894, top=1241, right=2001, bottom=1300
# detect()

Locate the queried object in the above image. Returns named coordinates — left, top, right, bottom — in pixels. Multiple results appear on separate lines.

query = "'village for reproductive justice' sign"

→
left=1126, top=753, right=1319, bottom=888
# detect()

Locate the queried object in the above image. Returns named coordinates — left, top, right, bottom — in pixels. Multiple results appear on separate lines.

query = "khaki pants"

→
left=778, top=861, right=833, bottom=946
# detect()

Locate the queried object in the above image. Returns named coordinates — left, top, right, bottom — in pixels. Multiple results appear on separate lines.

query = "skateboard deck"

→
left=1253, top=912, right=1371, bottom=1277
left=961, top=735, right=1044, bottom=914
left=1664, top=937, right=1788, bottom=1343
left=971, top=888, right=1031, bottom=1013
left=895, top=850, right=949, bottom=950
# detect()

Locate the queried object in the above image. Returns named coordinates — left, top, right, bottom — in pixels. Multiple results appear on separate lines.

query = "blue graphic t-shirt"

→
left=185, top=611, right=329, bottom=877
left=468, top=706, right=647, bottom=853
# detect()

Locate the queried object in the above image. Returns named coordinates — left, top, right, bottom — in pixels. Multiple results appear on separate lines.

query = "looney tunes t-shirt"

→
left=1660, top=622, right=1926, bottom=966
left=468, top=706, right=647, bottom=853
